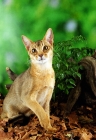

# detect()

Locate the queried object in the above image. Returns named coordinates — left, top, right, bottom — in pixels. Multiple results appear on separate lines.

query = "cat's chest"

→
left=34, top=70, right=55, bottom=88
left=39, top=73, right=54, bottom=88
left=36, top=87, right=52, bottom=106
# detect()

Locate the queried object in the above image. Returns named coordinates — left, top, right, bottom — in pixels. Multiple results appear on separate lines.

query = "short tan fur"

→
left=1, top=28, right=56, bottom=132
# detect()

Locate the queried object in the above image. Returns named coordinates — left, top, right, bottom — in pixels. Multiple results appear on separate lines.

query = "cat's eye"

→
left=32, top=48, right=37, bottom=53
left=43, top=46, right=48, bottom=51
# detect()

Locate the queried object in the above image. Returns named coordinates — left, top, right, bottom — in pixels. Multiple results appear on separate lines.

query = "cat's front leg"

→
left=43, top=88, right=53, bottom=117
left=23, top=95, right=55, bottom=132
left=42, top=88, right=57, bottom=132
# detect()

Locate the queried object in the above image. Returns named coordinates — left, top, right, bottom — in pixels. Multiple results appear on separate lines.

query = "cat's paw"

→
left=47, top=126, right=57, bottom=133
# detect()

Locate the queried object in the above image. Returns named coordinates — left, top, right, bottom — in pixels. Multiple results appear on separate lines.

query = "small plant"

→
left=53, top=35, right=95, bottom=98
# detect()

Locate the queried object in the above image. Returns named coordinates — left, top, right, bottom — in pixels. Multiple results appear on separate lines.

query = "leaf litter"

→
left=0, top=94, right=96, bottom=140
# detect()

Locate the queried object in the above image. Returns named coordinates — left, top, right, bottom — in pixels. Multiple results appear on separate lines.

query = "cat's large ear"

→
left=43, top=28, right=54, bottom=45
left=22, top=35, right=33, bottom=51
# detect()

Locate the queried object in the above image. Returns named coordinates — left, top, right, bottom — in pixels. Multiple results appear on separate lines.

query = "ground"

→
left=0, top=94, right=96, bottom=140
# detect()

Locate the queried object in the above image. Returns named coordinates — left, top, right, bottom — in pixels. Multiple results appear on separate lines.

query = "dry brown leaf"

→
left=59, top=120, right=67, bottom=131
left=78, top=115, right=93, bottom=123
left=50, top=115, right=60, bottom=121
left=0, top=131, right=13, bottom=140
left=53, top=132, right=66, bottom=140
left=68, top=111, right=79, bottom=129
left=80, top=132, right=92, bottom=140
left=22, top=129, right=32, bottom=139
left=0, top=94, right=96, bottom=139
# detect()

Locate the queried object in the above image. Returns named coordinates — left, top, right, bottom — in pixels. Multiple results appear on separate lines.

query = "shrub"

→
left=53, top=35, right=95, bottom=98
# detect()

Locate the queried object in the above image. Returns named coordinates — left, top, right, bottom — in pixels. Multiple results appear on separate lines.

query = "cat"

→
left=1, top=28, right=56, bottom=132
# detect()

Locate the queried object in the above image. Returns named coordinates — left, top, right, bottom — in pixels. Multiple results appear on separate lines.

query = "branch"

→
left=80, top=56, right=96, bottom=96
left=5, top=67, right=18, bottom=90
left=6, top=67, right=17, bottom=81
left=5, top=84, right=12, bottom=90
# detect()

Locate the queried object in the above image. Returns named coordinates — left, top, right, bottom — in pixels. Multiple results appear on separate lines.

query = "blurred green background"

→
left=0, top=0, right=96, bottom=94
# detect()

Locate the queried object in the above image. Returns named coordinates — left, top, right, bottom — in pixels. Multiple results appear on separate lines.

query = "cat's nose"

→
left=39, top=54, right=43, bottom=58
left=39, top=54, right=43, bottom=60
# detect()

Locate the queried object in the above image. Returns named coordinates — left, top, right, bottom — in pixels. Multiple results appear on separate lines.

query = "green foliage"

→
left=53, top=36, right=95, bottom=96
left=1, top=0, right=96, bottom=94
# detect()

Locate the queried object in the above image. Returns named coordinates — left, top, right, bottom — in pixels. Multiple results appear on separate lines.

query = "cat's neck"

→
left=30, top=60, right=53, bottom=75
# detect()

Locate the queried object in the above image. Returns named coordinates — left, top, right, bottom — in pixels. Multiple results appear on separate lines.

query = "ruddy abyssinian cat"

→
left=1, top=28, right=56, bottom=132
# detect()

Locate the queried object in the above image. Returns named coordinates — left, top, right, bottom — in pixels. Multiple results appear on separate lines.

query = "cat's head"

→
left=22, top=28, right=54, bottom=65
